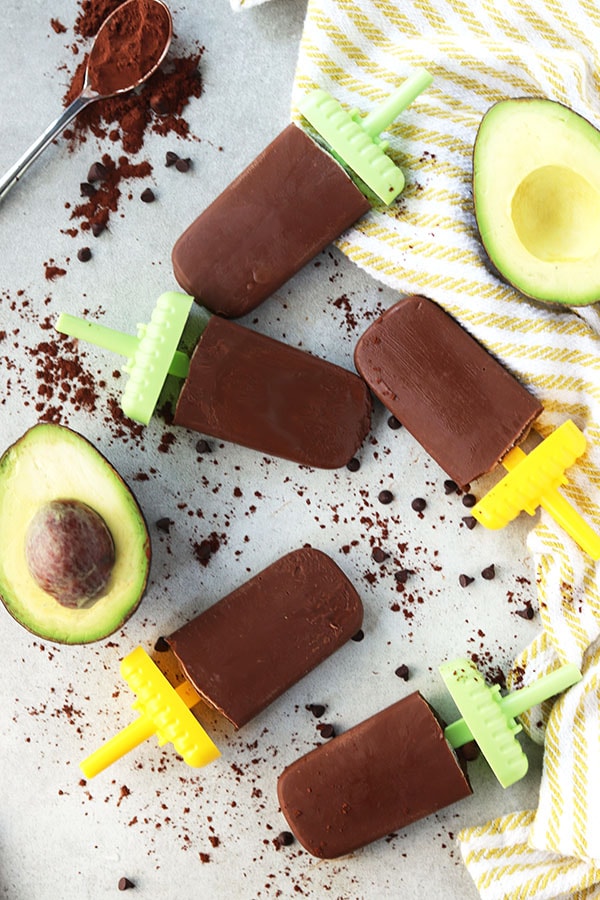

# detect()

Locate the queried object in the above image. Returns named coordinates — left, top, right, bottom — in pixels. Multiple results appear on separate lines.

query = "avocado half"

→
left=473, top=98, right=600, bottom=306
left=0, top=424, right=151, bottom=644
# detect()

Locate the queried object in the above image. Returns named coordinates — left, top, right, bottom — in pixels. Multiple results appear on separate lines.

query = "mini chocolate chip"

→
left=378, top=489, right=393, bottom=504
left=195, top=439, right=212, bottom=454
left=155, top=517, right=173, bottom=533
left=316, top=723, right=335, bottom=739
left=351, top=629, right=365, bottom=642
left=154, top=636, right=170, bottom=652
left=77, top=246, right=92, bottom=262
left=80, top=181, right=96, bottom=197
left=462, top=516, right=477, bottom=530
left=346, top=457, right=360, bottom=472
left=387, top=415, right=402, bottom=430
left=458, top=740, right=480, bottom=762
left=150, top=93, right=170, bottom=115
left=411, top=497, right=426, bottom=512
left=91, top=221, right=106, bottom=237
left=394, top=664, right=409, bottom=680
left=444, top=479, right=459, bottom=494
left=165, top=150, right=179, bottom=167
left=118, top=878, right=134, bottom=891
left=305, top=703, right=326, bottom=718
left=394, top=569, right=411, bottom=583
left=462, top=493, right=477, bottom=508
left=87, top=161, right=108, bottom=183
left=516, top=605, right=535, bottom=620
left=459, top=574, right=474, bottom=587
left=273, top=831, right=294, bottom=848
left=372, top=547, right=389, bottom=563
left=481, top=564, right=496, bottom=580
left=175, top=157, right=191, bottom=172
left=140, top=187, right=155, bottom=203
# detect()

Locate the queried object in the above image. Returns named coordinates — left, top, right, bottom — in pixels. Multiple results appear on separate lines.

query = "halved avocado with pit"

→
left=473, top=98, right=600, bottom=306
left=0, top=424, right=151, bottom=644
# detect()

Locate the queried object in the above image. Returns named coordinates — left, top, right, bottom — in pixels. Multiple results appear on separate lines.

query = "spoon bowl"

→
left=0, top=0, right=172, bottom=202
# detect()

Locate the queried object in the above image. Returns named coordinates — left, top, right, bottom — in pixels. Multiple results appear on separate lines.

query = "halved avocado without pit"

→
left=473, top=98, right=600, bottom=306
left=0, top=424, right=151, bottom=644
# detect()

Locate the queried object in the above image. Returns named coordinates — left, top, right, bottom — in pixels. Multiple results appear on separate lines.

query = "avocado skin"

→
left=0, top=424, right=151, bottom=644
left=473, top=97, right=600, bottom=307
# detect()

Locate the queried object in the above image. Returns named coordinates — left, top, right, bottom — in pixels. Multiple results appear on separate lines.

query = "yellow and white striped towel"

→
left=291, top=1, right=600, bottom=898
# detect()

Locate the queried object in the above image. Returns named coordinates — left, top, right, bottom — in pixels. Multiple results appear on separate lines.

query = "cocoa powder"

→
left=86, top=0, right=171, bottom=96
left=62, top=2, right=203, bottom=156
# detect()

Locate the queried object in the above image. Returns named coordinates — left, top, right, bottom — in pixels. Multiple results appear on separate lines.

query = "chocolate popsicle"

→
left=354, top=295, right=542, bottom=488
left=171, top=70, right=432, bottom=319
left=56, top=292, right=371, bottom=469
left=166, top=547, right=363, bottom=729
left=173, top=314, right=372, bottom=469
left=277, top=691, right=472, bottom=859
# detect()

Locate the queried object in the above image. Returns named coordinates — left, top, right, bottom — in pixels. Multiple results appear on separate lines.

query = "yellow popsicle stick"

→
left=80, top=647, right=220, bottom=779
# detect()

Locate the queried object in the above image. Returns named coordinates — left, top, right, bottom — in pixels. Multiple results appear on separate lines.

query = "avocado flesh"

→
left=473, top=98, right=600, bottom=306
left=0, top=424, right=151, bottom=644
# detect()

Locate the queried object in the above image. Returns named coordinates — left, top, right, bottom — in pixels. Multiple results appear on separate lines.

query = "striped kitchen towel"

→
left=293, top=1, right=600, bottom=897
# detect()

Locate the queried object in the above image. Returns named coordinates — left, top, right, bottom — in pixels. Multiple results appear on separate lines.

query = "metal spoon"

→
left=0, top=0, right=172, bottom=203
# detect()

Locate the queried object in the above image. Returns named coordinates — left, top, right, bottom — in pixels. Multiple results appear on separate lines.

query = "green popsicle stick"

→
left=298, top=67, right=433, bottom=204
left=56, top=291, right=201, bottom=426
left=440, top=658, right=581, bottom=788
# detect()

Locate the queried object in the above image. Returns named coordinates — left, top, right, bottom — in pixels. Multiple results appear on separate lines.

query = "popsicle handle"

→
left=80, top=681, right=200, bottom=779
left=361, top=68, right=433, bottom=138
left=80, top=711, right=157, bottom=779
left=538, top=489, right=600, bottom=561
left=56, top=313, right=191, bottom=379
left=444, top=663, right=581, bottom=749
left=501, top=442, right=600, bottom=561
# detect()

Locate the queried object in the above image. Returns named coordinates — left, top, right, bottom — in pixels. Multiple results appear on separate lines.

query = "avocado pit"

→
left=25, top=499, right=115, bottom=609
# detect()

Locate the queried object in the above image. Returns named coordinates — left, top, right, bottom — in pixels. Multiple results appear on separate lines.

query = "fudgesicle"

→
left=277, top=692, right=472, bottom=858
left=173, top=315, right=372, bottom=469
left=354, top=296, right=543, bottom=488
left=172, top=71, right=432, bottom=318
left=166, top=547, right=363, bottom=729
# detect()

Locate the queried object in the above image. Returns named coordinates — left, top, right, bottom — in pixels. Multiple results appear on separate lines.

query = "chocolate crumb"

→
left=459, top=574, right=474, bottom=587
left=195, top=439, right=212, bottom=454
left=77, top=247, right=92, bottom=262
left=462, top=516, right=477, bottom=530
left=140, top=187, right=155, bottom=203
left=387, top=415, right=402, bottom=430
left=154, top=636, right=170, bottom=652
left=481, top=564, right=496, bottom=580
left=411, top=497, right=426, bottom=512
left=394, top=664, right=409, bottom=680
left=346, top=457, right=360, bottom=472
left=462, top=493, right=477, bottom=508
left=305, top=703, right=326, bottom=718
left=316, top=723, right=335, bottom=739
left=351, top=629, right=364, bottom=642
left=118, top=877, right=134, bottom=891
left=378, top=489, right=394, bottom=505
left=372, top=547, right=389, bottom=563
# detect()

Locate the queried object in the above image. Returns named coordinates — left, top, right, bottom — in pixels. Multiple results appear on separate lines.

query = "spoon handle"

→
left=0, top=90, right=98, bottom=202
